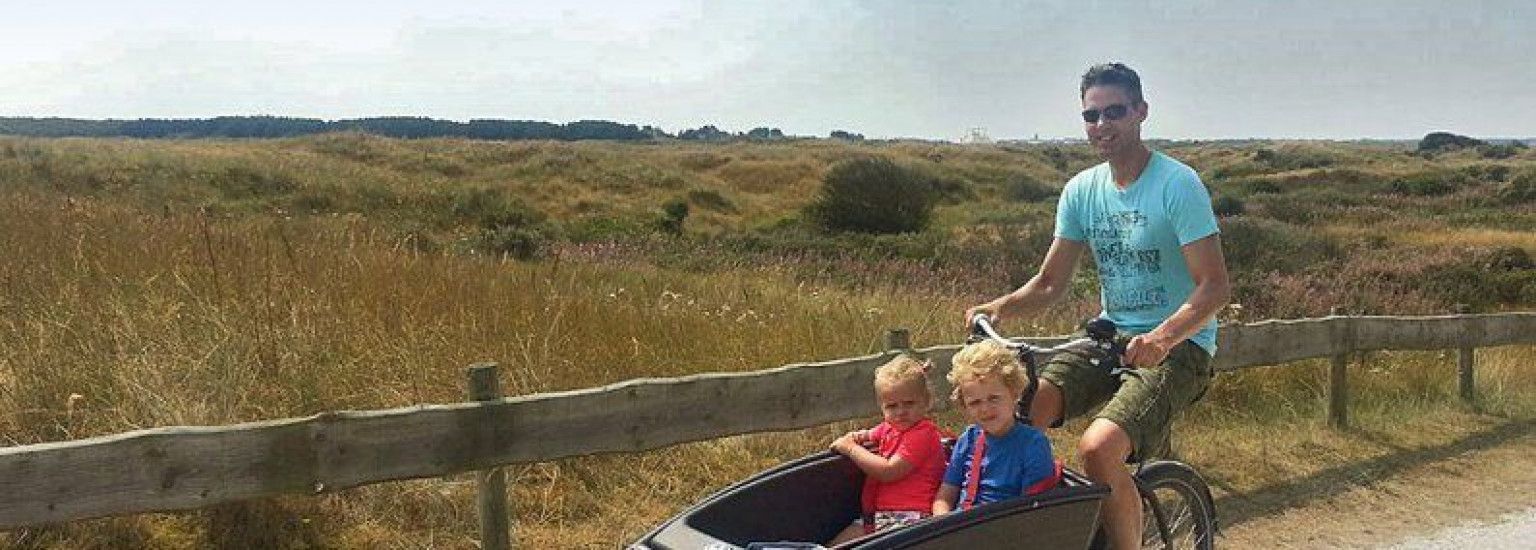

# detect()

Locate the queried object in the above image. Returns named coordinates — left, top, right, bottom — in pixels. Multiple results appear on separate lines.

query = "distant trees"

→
left=677, top=125, right=731, bottom=141
left=0, top=116, right=653, bottom=141
left=678, top=125, right=789, bottom=141
left=745, top=127, right=785, bottom=140
left=829, top=130, right=865, bottom=141
left=562, top=120, right=651, bottom=141
left=0, top=116, right=859, bottom=144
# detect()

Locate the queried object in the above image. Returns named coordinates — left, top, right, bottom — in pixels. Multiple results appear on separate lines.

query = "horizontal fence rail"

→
left=1, top=313, right=1533, bottom=530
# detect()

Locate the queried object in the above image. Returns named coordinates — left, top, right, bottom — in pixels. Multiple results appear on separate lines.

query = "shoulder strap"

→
left=961, top=431, right=987, bottom=510
left=1024, top=459, right=1064, bottom=496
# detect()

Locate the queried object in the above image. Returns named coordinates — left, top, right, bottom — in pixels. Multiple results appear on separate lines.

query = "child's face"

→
left=956, top=374, right=1023, bottom=436
left=876, top=379, right=931, bottom=429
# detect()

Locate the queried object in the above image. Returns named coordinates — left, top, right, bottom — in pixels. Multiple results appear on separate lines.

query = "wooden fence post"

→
left=467, top=363, right=512, bottom=550
left=1328, top=308, right=1349, bottom=429
left=886, top=328, right=911, bottom=352
left=1455, top=304, right=1476, bottom=405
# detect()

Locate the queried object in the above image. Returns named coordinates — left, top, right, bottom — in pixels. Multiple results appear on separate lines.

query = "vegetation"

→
left=807, top=157, right=940, bottom=234
left=0, top=135, right=1533, bottom=548
left=0, top=116, right=818, bottom=144
left=1418, top=131, right=1483, bottom=152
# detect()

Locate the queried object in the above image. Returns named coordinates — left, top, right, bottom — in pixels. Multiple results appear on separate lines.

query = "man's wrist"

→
left=1141, top=330, right=1179, bottom=350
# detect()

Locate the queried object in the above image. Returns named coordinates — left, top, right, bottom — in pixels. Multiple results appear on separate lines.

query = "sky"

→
left=2, top=0, right=1532, bottom=141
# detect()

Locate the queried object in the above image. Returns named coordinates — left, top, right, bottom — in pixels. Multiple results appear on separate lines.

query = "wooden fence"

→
left=1, top=313, right=1533, bottom=545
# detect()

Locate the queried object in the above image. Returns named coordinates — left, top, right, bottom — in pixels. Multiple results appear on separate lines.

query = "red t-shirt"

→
left=863, top=418, right=947, bottom=513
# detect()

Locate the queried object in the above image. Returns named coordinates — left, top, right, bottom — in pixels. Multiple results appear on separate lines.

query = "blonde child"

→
left=932, top=340, right=1060, bottom=514
left=827, top=355, right=949, bottom=544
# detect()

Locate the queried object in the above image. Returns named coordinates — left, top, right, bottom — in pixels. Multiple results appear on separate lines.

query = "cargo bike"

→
left=633, top=317, right=1216, bottom=549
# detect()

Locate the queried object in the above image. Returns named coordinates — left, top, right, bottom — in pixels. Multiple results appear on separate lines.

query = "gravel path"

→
left=1385, top=507, right=1536, bottom=549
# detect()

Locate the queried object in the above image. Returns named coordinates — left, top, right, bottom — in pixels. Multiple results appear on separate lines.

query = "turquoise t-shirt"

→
left=1055, top=151, right=1221, bottom=355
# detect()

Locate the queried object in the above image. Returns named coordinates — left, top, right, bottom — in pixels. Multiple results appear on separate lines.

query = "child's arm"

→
left=932, top=484, right=960, bottom=515
left=830, top=433, right=916, bottom=482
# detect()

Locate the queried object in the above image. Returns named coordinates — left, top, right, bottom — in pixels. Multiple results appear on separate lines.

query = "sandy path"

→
left=1217, top=422, right=1536, bottom=549
left=1385, top=507, right=1536, bottom=549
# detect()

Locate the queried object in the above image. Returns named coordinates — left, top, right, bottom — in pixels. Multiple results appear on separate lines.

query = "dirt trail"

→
left=1217, top=421, right=1536, bottom=548
left=1386, top=507, right=1536, bottom=549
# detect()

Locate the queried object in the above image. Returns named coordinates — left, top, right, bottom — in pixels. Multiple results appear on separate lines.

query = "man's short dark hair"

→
left=1080, top=62, right=1144, bottom=105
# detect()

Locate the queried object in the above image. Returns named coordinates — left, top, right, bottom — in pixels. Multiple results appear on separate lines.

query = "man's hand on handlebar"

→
left=1122, top=333, right=1174, bottom=368
left=963, top=303, right=1000, bottom=331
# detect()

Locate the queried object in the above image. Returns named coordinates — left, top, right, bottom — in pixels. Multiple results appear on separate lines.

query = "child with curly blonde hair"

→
left=932, top=340, right=1060, bottom=514
left=827, top=354, right=949, bottom=544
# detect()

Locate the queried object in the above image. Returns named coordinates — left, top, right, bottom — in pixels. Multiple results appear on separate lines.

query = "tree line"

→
left=0, top=116, right=865, bottom=142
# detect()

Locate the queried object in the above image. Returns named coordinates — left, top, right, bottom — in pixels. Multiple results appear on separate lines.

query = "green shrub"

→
left=475, top=225, right=547, bottom=260
left=1461, top=163, right=1510, bottom=183
left=1388, top=171, right=1465, bottom=197
left=1497, top=169, right=1536, bottom=203
left=1423, top=249, right=1536, bottom=309
left=1485, top=246, right=1533, bottom=271
left=657, top=199, right=689, bottom=234
left=927, top=170, right=976, bottom=204
left=562, top=215, right=651, bottom=242
left=451, top=187, right=544, bottom=230
left=1479, top=144, right=1520, bottom=159
left=1003, top=172, right=1055, bottom=202
left=1212, top=195, right=1246, bottom=217
left=1036, top=145, right=1098, bottom=174
left=1243, top=178, right=1283, bottom=194
left=807, top=156, right=938, bottom=234
left=1207, top=163, right=1265, bottom=181
left=1219, top=217, right=1341, bottom=274
left=290, top=187, right=338, bottom=213
left=208, top=164, right=298, bottom=199
left=1251, top=146, right=1334, bottom=171
left=685, top=188, right=737, bottom=213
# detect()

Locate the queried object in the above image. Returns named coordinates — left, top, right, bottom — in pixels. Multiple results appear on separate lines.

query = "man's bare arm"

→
left=1123, top=234, right=1231, bottom=367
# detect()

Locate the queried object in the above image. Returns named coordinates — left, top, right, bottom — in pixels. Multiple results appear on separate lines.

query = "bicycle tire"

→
left=1134, top=461, right=1216, bottom=550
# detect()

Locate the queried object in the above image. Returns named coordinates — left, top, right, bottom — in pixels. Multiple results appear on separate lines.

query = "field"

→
left=0, top=135, right=1533, bottom=548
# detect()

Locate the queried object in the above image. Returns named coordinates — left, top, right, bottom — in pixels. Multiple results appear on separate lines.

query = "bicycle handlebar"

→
left=968, top=314, right=1128, bottom=375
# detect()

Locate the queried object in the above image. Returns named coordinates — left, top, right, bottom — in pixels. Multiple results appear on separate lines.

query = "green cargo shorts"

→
left=1038, top=335, right=1212, bottom=461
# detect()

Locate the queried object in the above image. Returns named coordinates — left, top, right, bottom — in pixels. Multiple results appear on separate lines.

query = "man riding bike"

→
left=965, top=62, right=1231, bottom=550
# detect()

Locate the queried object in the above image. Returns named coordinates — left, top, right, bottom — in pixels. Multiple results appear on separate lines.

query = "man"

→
left=964, top=62, right=1230, bottom=549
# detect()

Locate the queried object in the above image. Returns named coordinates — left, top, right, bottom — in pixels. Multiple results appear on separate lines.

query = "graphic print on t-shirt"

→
left=1089, top=210, right=1169, bottom=313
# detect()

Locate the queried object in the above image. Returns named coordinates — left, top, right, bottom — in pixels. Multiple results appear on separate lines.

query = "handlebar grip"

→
left=969, top=313, right=995, bottom=342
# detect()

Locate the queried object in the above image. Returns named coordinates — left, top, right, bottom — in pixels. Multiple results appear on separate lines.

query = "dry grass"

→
left=0, top=189, right=971, bottom=548
left=1319, top=218, right=1536, bottom=251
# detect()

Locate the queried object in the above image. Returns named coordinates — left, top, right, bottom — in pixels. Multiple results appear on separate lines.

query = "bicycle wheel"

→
left=1135, top=461, right=1216, bottom=550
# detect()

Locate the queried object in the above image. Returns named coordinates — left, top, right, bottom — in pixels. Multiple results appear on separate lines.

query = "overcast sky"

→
left=2, top=1, right=1532, bottom=140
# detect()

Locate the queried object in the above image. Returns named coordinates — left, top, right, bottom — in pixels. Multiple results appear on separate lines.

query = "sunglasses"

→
left=1081, top=104, right=1132, bottom=124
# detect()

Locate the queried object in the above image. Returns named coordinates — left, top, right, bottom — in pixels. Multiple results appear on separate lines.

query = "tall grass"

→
left=0, top=189, right=985, bottom=547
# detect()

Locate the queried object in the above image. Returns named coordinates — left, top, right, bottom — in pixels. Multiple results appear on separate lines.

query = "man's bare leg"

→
left=1029, top=379, right=1064, bottom=429
left=1081, top=419, right=1140, bottom=549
